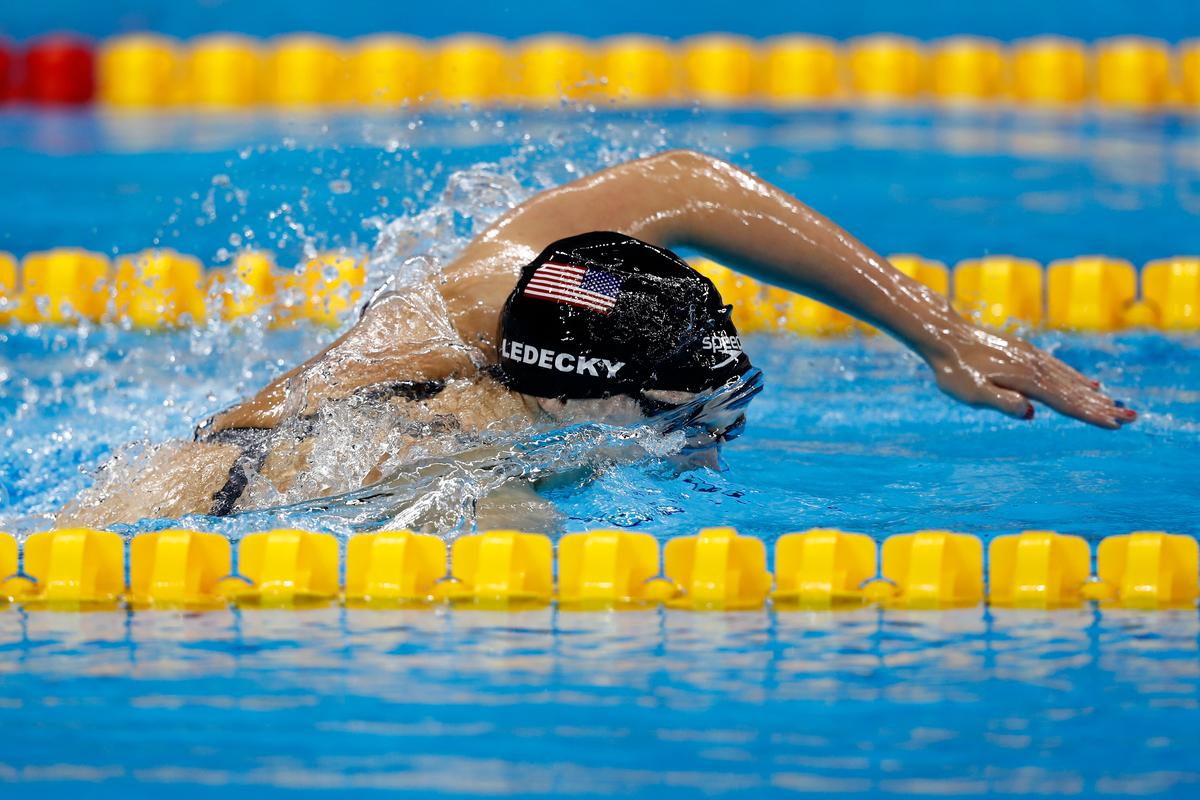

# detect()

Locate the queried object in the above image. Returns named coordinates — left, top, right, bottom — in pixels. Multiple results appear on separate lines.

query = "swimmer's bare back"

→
left=208, top=149, right=1132, bottom=434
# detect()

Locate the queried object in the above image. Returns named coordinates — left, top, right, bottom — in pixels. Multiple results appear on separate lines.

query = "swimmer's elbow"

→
left=642, top=148, right=729, bottom=175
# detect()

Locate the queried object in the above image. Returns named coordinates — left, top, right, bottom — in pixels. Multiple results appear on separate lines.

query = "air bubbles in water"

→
left=2, top=109, right=721, bottom=534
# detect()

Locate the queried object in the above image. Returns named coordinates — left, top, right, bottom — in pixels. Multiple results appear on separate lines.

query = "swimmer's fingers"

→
left=1028, top=349, right=1136, bottom=427
left=929, top=360, right=1030, bottom=420
left=974, top=383, right=1034, bottom=420
left=928, top=327, right=1132, bottom=428
left=1027, top=345, right=1104, bottom=393
left=997, top=372, right=1132, bottom=429
left=1039, top=391, right=1122, bottom=429
left=1004, top=335, right=1100, bottom=394
left=1050, top=358, right=1100, bottom=391
left=1000, top=337, right=1129, bottom=427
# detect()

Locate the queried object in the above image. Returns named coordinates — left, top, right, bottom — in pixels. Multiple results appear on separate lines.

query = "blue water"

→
left=4, top=110, right=1200, bottom=269
left=2, top=105, right=1200, bottom=796
left=2, top=0, right=1199, bottom=42
left=3, top=606, right=1199, bottom=797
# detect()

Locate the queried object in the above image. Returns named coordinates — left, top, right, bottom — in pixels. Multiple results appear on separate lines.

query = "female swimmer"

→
left=58, top=150, right=1134, bottom=531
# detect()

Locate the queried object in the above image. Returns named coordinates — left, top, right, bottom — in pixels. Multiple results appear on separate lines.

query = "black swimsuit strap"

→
left=350, top=379, right=446, bottom=404
left=205, top=427, right=274, bottom=517
left=200, top=379, right=448, bottom=517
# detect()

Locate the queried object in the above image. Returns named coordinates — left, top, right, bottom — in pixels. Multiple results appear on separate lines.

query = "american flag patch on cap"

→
left=524, top=262, right=622, bottom=313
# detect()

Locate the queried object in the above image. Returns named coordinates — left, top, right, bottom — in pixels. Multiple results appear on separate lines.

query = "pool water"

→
left=1, top=107, right=1199, bottom=796
left=3, top=604, right=1199, bottom=797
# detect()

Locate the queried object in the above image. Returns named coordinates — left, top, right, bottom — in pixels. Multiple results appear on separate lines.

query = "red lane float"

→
left=23, top=34, right=95, bottom=105
left=0, top=39, right=16, bottom=102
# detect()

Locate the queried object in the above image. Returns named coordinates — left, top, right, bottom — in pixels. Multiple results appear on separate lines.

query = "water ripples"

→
left=2, top=607, right=1199, bottom=796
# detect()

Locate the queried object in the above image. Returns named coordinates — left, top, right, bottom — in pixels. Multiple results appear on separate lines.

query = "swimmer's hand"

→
left=924, top=322, right=1136, bottom=429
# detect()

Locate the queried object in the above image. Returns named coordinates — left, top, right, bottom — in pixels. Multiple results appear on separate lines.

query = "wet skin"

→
left=210, top=149, right=1134, bottom=434
left=59, top=150, right=1133, bottom=528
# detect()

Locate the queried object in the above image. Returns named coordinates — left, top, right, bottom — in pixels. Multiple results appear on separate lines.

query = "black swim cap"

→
left=496, top=231, right=751, bottom=400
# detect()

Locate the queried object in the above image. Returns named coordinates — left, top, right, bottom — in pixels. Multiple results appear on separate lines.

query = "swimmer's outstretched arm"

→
left=210, top=149, right=1130, bottom=432
left=476, top=150, right=1131, bottom=429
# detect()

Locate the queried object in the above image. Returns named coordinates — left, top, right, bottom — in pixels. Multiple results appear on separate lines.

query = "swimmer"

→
left=58, top=150, right=1135, bottom=531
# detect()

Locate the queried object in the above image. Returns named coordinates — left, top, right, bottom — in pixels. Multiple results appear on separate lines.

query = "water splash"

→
left=0, top=110, right=699, bottom=535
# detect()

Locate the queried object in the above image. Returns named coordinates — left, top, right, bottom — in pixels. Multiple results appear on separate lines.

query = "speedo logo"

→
left=702, top=333, right=743, bottom=369
left=501, top=339, right=625, bottom=378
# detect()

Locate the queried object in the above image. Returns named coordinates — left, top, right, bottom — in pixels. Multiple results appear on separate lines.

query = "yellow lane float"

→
left=680, top=34, right=758, bottom=106
left=742, top=286, right=801, bottom=334
left=127, top=530, right=232, bottom=610
left=186, top=34, right=264, bottom=108
left=347, top=34, right=427, bottom=106
left=445, top=531, right=554, bottom=608
left=1094, top=36, right=1172, bottom=110
left=36, top=31, right=1200, bottom=109
left=1046, top=255, right=1136, bottom=331
left=596, top=35, right=676, bottom=105
left=281, top=251, right=366, bottom=326
left=98, top=33, right=182, bottom=108
left=846, top=34, right=927, bottom=101
left=988, top=530, right=1091, bottom=609
left=779, top=292, right=854, bottom=336
left=114, top=248, right=206, bottom=328
left=0, top=533, right=14, bottom=571
left=0, top=533, right=17, bottom=604
left=689, top=257, right=758, bottom=322
left=9, top=247, right=1200, bottom=336
left=889, top=254, right=950, bottom=295
left=344, top=530, right=446, bottom=607
left=663, top=526, right=772, bottom=610
left=1095, top=532, right=1199, bottom=609
left=231, top=529, right=340, bottom=607
left=431, top=34, right=509, bottom=105
left=953, top=255, right=1044, bottom=328
left=1011, top=36, right=1090, bottom=105
left=0, top=252, right=18, bottom=324
left=17, top=248, right=110, bottom=324
left=210, top=250, right=278, bottom=320
left=1181, top=39, right=1200, bottom=108
left=760, top=35, right=840, bottom=105
left=0, top=527, right=1196, bottom=613
left=1141, top=256, right=1200, bottom=330
left=930, top=36, right=1007, bottom=103
left=772, top=528, right=877, bottom=609
left=265, top=34, right=346, bottom=107
left=512, top=35, right=594, bottom=103
left=557, top=530, right=668, bottom=610
left=16, top=529, right=126, bottom=609
left=691, top=257, right=851, bottom=335
left=881, top=530, right=984, bottom=608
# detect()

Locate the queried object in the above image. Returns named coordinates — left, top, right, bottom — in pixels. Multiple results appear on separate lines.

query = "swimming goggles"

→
left=638, top=366, right=764, bottom=450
